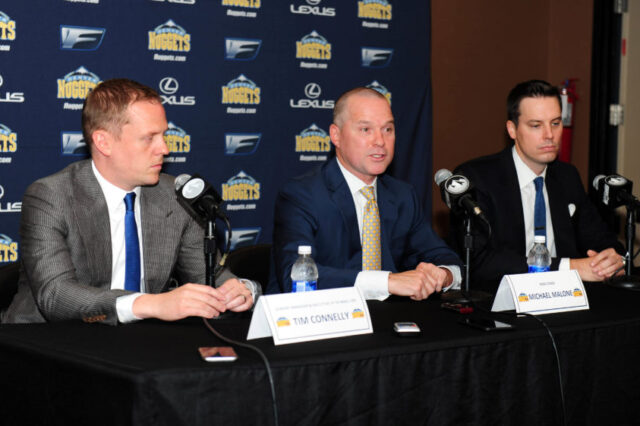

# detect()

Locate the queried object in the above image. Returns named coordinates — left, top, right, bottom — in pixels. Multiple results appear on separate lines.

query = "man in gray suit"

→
left=2, top=78, right=258, bottom=325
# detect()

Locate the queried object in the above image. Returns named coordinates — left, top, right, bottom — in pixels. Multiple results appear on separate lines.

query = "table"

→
left=1, top=283, right=639, bottom=426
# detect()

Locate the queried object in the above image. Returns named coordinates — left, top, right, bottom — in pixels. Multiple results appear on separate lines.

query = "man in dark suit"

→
left=450, top=80, right=624, bottom=293
left=2, top=79, right=257, bottom=325
left=270, top=87, right=462, bottom=300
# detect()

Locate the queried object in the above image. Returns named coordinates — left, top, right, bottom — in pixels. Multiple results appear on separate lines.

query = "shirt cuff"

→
left=355, top=270, right=391, bottom=301
left=116, top=293, right=143, bottom=323
left=240, top=278, right=261, bottom=304
left=439, top=265, right=462, bottom=291
left=559, top=257, right=571, bottom=271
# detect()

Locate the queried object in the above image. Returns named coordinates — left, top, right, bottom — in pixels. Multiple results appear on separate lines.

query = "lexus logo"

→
left=159, top=77, right=179, bottom=95
left=0, top=75, right=3, bottom=87
left=306, top=0, right=321, bottom=4
left=0, top=185, right=4, bottom=200
left=304, top=83, right=321, bottom=99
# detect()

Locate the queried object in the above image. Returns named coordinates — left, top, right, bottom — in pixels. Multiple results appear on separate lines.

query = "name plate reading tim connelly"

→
left=247, top=287, right=373, bottom=345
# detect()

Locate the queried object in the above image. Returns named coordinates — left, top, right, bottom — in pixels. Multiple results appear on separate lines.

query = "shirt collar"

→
left=91, top=161, right=141, bottom=213
left=336, top=157, right=378, bottom=197
left=512, top=145, right=547, bottom=190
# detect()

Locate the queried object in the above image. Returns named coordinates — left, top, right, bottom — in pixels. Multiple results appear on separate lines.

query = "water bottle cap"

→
left=533, top=235, right=546, bottom=244
left=298, top=245, right=312, bottom=255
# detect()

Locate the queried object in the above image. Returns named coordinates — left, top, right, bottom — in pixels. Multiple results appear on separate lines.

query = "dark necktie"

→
left=124, top=192, right=141, bottom=292
left=533, top=176, right=546, bottom=242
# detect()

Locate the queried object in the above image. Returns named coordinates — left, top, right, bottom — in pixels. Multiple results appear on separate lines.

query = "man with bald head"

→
left=270, top=87, right=462, bottom=300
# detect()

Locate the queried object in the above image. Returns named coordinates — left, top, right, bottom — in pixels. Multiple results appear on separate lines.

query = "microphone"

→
left=434, top=169, right=488, bottom=223
left=592, top=174, right=639, bottom=209
left=175, top=173, right=227, bottom=222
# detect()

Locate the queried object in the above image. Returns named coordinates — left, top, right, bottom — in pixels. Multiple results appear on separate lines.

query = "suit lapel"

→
left=545, top=163, right=573, bottom=255
left=501, top=148, right=527, bottom=255
left=376, top=175, right=398, bottom=271
left=140, top=182, right=177, bottom=293
left=72, top=161, right=112, bottom=286
left=324, top=159, right=362, bottom=258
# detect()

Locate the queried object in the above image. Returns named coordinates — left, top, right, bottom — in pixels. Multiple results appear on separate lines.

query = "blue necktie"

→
left=533, top=177, right=546, bottom=242
left=124, top=192, right=141, bottom=292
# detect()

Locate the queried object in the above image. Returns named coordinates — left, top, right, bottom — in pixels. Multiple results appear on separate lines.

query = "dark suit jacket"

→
left=450, top=147, right=623, bottom=293
left=268, top=158, right=462, bottom=293
left=2, top=160, right=235, bottom=325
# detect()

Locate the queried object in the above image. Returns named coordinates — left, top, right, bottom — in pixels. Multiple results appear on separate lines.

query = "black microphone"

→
left=175, top=173, right=227, bottom=222
left=592, top=174, right=639, bottom=209
left=434, top=169, right=488, bottom=223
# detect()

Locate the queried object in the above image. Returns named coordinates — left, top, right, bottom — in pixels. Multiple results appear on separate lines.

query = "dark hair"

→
left=332, top=87, right=389, bottom=126
left=82, top=78, right=161, bottom=148
left=506, top=80, right=561, bottom=125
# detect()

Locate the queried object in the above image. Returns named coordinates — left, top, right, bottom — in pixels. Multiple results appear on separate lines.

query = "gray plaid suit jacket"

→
left=2, top=160, right=235, bottom=325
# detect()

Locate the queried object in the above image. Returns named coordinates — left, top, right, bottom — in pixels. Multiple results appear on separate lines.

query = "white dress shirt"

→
left=512, top=147, right=570, bottom=270
left=92, top=161, right=144, bottom=322
left=336, top=160, right=461, bottom=300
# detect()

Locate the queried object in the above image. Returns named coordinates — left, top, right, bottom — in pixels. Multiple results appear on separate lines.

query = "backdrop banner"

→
left=0, top=0, right=432, bottom=264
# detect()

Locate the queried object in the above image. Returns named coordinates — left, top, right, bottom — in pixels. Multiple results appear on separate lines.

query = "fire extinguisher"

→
left=558, top=78, right=578, bottom=163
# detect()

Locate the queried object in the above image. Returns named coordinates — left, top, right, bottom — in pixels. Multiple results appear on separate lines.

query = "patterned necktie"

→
left=533, top=176, right=546, bottom=243
left=124, top=192, right=141, bottom=292
left=361, top=186, right=381, bottom=270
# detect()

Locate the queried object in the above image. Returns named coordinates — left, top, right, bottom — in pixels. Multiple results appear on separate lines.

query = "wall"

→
left=431, top=0, right=594, bottom=236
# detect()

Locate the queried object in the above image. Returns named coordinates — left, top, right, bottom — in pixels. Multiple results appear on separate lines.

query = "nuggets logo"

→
left=0, top=11, right=16, bottom=41
left=358, top=0, right=392, bottom=20
left=0, top=123, right=17, bottom=153
left=222, top=0, right=261, bottom=8
left=296, top=124, right=330, bottom=153
left=222, top=171, right=261, bottom=202
left=352, top=309, right=365, bottom=318
left=573, top=288, right=583, bottom=297
left=276, top=317, right=290, bottom=327
left=57, top=66, right=101, bottom=100
left=222, top=75, right=261, bottom=105
left=164, top=122, right=191, bottom=153
left=367, top=80, right=392, bottom=105
left=296, top=31, right=331, bottom=60
left=518, top=293, right=529, bottom=302
left=0, top=233, right=18, bottom=262
left=148, top=20, right=191, bottom=52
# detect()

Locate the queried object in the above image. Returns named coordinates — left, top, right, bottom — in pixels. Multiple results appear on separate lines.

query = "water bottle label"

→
left=528, top=265, right=550, bottom=273
left=292, top=280, right=317, bottom=292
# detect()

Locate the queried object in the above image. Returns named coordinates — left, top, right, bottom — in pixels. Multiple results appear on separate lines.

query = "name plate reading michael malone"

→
left=491, top=270, right=589, bottom=315
left=247, top=287, right=373, bottom=345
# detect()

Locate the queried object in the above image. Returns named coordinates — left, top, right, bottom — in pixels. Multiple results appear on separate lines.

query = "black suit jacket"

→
left=449, top=147, right=623, bottom=293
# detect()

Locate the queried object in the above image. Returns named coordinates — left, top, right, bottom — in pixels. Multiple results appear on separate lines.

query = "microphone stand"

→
left=205, top=217, right=217, bottom=287
left=606, top=206, right=640, bottom=290
left=442, top=214, right=492, bottom=303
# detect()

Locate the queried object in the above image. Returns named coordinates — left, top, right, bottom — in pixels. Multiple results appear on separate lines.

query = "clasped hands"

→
left=570, top=248, right=625, bottom=282
left=388, top=262, right=453, bottom=300
left=132, top=278, right=253, bottom=321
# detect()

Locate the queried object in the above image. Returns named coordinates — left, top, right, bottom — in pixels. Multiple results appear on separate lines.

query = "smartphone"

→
left=393, top=321, right=422, bottom=336
left=198, top=346, right=238, bottom=362
left=460, top=317, right=514, bottom=331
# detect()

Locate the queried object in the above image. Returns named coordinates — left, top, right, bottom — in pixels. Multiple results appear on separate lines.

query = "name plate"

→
left=247, top=287, right=373, bottom=345
left=491, top=270, right=589, bottom=315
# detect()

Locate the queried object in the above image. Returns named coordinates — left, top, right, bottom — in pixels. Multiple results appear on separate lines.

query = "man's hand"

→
left=132, top=283, right=228, bottom=321
left=217, top=278, right=254, bottom=312
left=570, top=248, right=625, bottom=282
left=388, top=262, right=452, bottom=300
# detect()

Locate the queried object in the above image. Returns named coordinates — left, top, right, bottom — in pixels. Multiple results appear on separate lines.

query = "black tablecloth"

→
left=1, top=283, right=640, bottom=426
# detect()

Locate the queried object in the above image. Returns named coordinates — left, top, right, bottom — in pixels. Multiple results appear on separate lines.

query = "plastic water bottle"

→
left=527, top=235, right=551, bottom=273
left=290, top=245, right=318, bottom=292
